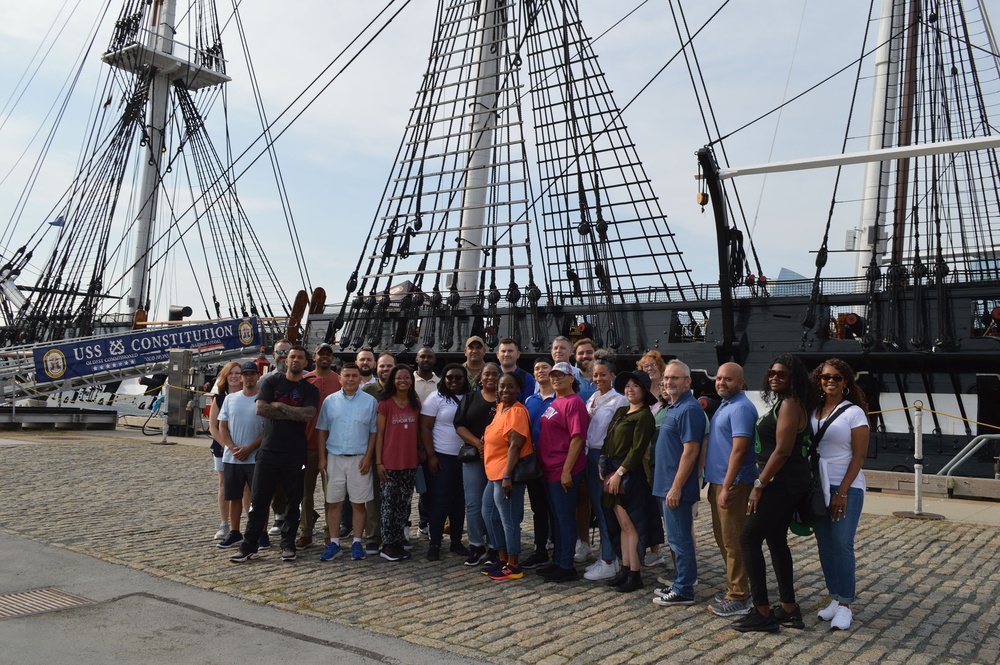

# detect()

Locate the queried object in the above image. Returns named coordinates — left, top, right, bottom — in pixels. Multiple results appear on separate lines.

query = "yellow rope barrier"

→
left=867, top=403, right=1000, bottom=432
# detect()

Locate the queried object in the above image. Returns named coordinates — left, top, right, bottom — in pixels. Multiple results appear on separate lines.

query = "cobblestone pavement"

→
left=1, top=433, right=997, bottom=664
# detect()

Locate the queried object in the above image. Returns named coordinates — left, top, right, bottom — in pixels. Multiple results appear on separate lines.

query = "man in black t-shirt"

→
left=231, top=346, right=320, bottom=563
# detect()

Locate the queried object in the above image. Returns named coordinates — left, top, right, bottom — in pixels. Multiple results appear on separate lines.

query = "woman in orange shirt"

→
left=481, top=372, right=533, bottom=581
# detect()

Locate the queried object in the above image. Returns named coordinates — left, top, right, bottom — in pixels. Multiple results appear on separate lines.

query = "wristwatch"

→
left=616, top=468, right=625, bottom=477
left=753, top=478, right=766, bottom=489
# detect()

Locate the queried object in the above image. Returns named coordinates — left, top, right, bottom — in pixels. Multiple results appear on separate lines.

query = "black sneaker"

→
left=464, top=545, right=487, bottom=566
left=381, top=544, right=406, bottom=562
left=482, top=548, right=500, bottom=567
left=771, top=604, right=805, bottom=629
left=540, top=566, right=579, bottom=583
left=733, top=609, right=780, bottom=633
left=536, top=563, right=558, bottom=576
left=280, top=548, right=296, bottom=562
left=481, top=560, right=506, bottom=576
left=217, top=530, right=243, bottom=549
left=427, top=544, right=441, bottom=561
left=520, top=550, right=549, bottom=569
left=449, top=541, right=469, bottom=556
left=229, top=549, right=258, bottom=564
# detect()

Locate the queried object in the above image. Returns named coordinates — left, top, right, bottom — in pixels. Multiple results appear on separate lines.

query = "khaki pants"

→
left=708, top=482, right=752, bottom=601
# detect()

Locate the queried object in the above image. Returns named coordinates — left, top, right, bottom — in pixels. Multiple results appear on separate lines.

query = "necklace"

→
left=589, top=390, right=617, bottom=415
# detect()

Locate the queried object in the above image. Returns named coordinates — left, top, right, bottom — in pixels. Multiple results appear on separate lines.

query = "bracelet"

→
left=836, top=492, right=847, bottom=498
left=503, top=475, right=512, bottom=480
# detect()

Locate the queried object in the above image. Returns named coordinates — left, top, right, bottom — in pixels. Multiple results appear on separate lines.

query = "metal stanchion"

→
left=895, top=401, right=943, bottom=520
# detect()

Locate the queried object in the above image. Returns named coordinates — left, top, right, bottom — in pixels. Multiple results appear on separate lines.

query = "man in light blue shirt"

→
left=316, top=362, right=378, bottom=562
left=704, top=362, right=758, bottom=618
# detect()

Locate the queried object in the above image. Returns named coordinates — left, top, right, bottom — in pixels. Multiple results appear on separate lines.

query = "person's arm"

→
left=420, top=414, right=440, bottom=474
left=453, top=395, right=485, bottom=452
left=375, top=411, right=388, bottom=483
left=717, top=436, right=750, bottom=510
left=208, top=396, right=223, bottom=442
left=748, top=398, right=803, bottom=514
left=829, top=420, right=869, bottom=520
left=561, top=434, right=585, bottom=490
left=501, top=427, right=527, bottom=497
left=607, top=411, right=654, bottom=494
left=217, top=418, right=236, bottom=452
left=360, top=431, right=376, bottom=475
left=257, top=401, right=317, bottom=422
left=666, top=440, right=700, bottom=509
left=316, top=428, right=329, bottom=476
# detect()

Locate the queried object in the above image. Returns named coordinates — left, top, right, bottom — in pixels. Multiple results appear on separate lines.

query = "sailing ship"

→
left=300, top=0, right=1000, bottom=477
left=2, top=1, right=998, bottom=475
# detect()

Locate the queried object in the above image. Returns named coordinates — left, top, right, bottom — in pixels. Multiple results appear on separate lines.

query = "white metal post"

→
left=913, top=403, right=923, bottom=515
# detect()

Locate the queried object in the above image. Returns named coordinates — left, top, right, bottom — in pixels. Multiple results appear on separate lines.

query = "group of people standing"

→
left=207, top=336, right=869, bottom=632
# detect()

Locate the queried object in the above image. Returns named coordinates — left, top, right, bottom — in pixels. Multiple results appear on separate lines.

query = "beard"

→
left=359, top=366, right=374, bottom=377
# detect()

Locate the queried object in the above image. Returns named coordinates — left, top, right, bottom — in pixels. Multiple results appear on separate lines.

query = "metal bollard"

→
left=913, top=403, right=923, bottom=516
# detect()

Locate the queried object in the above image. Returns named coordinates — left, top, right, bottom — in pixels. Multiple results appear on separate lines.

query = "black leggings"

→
left=740, top=481, right=808, bottom=607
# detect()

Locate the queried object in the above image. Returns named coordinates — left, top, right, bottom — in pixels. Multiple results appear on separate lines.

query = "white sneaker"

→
left=830, top=605, right=853, bottom=630
left=214, top=521, right=229, bottom=540
left=818, top=599, right=840, bottom=621
left=583, top=559, right=620, bottom=581
left=644, top=551, right=664, bottom=567
left=573, top=540, right=592, bottom=563
left=268, top=525, right=282, bottom=536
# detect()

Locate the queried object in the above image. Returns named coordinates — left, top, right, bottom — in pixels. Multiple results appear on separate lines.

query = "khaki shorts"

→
left=325, top=454, right=374, bottom=504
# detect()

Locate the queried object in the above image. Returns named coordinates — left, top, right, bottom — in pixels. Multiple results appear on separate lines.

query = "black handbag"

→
left=457, top=443, right=480, bottom=463
left=793, top=403, right=851, bottom=530
left=511, top=452, right=542, bottom=484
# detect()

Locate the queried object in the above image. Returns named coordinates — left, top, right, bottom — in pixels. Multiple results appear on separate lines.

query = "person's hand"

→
left=426, top=455, right=441, bottom=476
left=376, top=463, right=387, bottom=484
left=717, top=486, right=730, bottom=511
left=606, top=473, right=622, bottom=494
left=502, top=477, right=513, bottom=498
left=358, top=456, right=371, bottom=475
left=666, top=487, right=681, bottom=510
left=829, top=492, right=847, bottom=521
left=474, top=438, right=485, bottom=454
left=561, top=469, right=573, bottom=491
left=747, top=486, right=762, bottom=515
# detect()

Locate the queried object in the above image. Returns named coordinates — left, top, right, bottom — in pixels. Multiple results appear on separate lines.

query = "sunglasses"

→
left=274, top=349, right=290, bottom=355
left=766, top=369, right=790, bottom=379
left=444, top=374, right=465, bottom=381
left=821, top=373, right=845, bottom=383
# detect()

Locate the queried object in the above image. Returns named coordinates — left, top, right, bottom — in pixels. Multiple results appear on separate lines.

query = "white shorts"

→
left=325, top=454, right=374, bottom=504
left=213, top=456, right=224, bottom=472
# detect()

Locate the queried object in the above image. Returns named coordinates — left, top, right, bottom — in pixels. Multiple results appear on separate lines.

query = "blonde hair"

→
left=215, top=361, right=242, bottom=394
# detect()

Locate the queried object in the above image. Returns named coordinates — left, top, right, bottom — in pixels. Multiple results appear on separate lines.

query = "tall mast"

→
left=455, top=0, right=503, bottom=294
left=127, top=0, right=176, bottom=316
left=854, top=0, right=904, bottom=277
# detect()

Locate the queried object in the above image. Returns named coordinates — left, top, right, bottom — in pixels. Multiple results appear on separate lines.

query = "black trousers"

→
left=241, top=451, right=305, bottom=553
left=739, top=480, right=808, bottom=607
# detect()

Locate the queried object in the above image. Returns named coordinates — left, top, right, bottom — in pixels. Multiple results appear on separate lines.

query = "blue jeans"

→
left=586, top=449, right=615, bottom=561
left=425, top=453, right=465, bottom=547
left=814, top=485, right=864, bottom=604
left=482, top=480, right=526, bottom=556
left=546, top=473, right=584, bottom=569
left=662, top=498, right=697, bottom=599
left=462, top=461, right=488, bottom=547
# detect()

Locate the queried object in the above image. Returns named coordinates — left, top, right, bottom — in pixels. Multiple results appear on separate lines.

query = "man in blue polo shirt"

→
left=705, top=362, right=758, bottom=617
left=315, top=362, right=378, bottom=562
left=651, top=359, right=704, bottom=607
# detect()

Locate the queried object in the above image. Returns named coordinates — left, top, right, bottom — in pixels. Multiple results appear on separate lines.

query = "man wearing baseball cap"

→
left=464, top=336, right=486, bottom=388
left=216, top=362, right=265, bottom=549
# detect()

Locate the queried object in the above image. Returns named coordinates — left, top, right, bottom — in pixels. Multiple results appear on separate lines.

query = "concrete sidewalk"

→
left=1, top=429, right=999, bottom=664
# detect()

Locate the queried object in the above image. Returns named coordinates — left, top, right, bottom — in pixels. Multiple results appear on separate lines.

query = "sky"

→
left=0, top=0, right=997, bottom=320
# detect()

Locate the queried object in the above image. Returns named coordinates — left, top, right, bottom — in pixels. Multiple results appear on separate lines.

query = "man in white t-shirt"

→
left=216, top=362, right=265, bottom=549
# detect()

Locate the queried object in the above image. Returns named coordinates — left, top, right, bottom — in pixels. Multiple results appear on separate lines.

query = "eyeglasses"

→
left=274, top=349, right=290, bottom=356
left=767, top=369, right=790, bottom=379
left=821, top=373, right=844, bottom=383
left=663, top=375, right=688, bottom=381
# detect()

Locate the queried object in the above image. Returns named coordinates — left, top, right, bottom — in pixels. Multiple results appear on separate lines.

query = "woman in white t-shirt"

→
left=419, top=363, right=472, bottom=561
left=809, top=358, right=870, bottom=632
